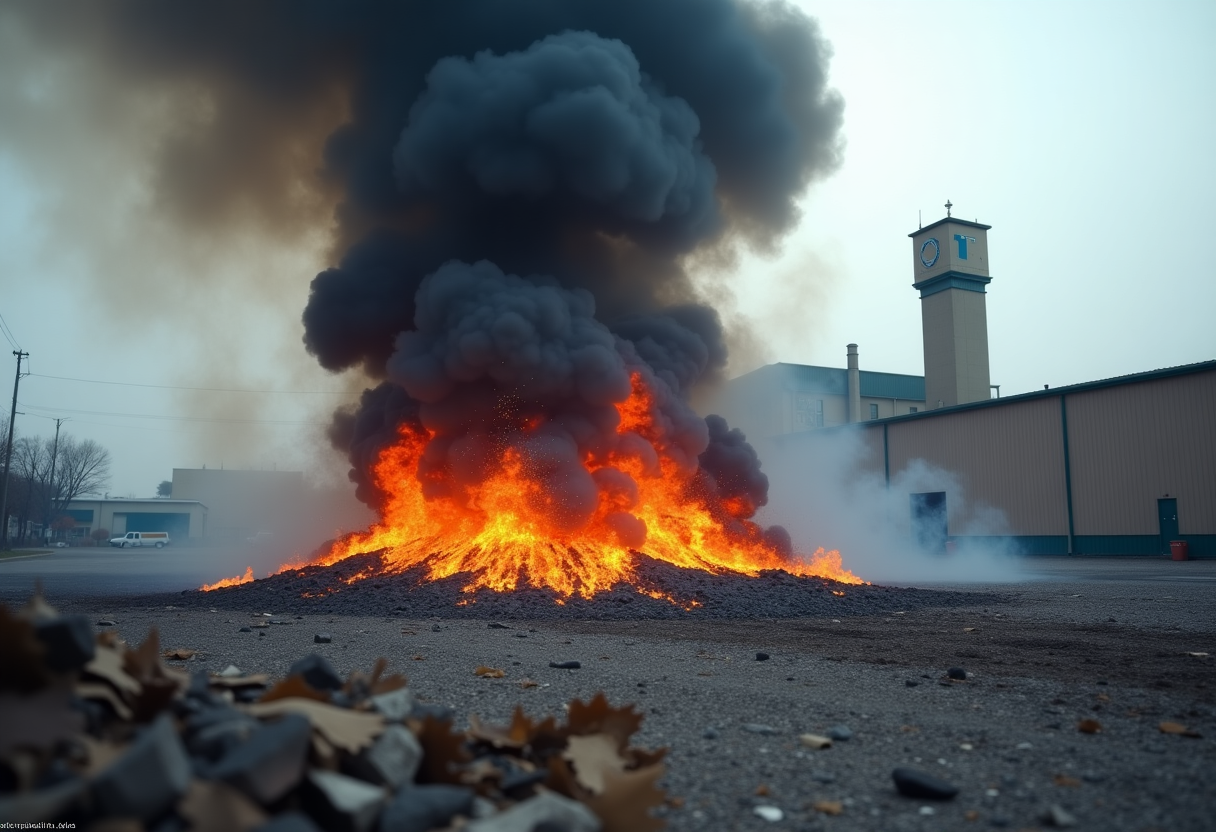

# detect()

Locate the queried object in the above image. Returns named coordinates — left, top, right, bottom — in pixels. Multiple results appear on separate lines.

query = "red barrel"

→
left=1170, top=540, right=1189, bottom=561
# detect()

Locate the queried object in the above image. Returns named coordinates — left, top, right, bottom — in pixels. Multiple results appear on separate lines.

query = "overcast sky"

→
left=1, top=0, right=1213, bottom=498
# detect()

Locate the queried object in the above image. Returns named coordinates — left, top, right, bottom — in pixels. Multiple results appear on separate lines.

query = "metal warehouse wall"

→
left=1066, top=371, right=1216, bottom=536
left=884, top=395, right=1069, bottom=536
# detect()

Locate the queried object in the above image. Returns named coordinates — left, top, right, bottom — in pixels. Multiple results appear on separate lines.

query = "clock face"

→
left=919, top=238, right=940, bottom=268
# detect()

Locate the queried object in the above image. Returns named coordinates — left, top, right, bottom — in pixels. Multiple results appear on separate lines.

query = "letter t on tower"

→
left=909, top=209, right=994, bottom=407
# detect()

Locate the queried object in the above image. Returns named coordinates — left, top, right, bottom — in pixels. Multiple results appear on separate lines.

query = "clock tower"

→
left=910, top=204, right=993, bottom=407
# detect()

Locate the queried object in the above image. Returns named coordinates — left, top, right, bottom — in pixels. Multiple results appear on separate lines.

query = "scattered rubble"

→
left=0, top=593, right=668, bottom=830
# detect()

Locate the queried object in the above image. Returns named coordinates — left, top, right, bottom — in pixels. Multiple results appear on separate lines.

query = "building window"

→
left=909, top=406, right=918, bottom=413
left=794, top=394, right=825, bottom=428
left=869, top=403, right=878, bottom=420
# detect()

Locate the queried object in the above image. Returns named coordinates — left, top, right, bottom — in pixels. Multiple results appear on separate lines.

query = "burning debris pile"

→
left=0, top=594, right=668, bottom=830
left=25, top=1, right=851, bottom=594
left=184, top=551, right=978, bottom=622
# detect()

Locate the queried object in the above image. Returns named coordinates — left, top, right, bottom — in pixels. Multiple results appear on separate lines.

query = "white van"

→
left=110, top=531, right=171, bottom=549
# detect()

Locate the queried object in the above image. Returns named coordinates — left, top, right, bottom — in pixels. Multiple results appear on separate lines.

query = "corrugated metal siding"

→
left=883, top=396, right=1068, bottom=535
left=1066, top=370, right=1216, bottom=535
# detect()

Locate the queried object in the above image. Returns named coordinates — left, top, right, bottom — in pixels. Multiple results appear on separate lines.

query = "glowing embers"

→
left=200, top=566, right=254, bottom=591
left=313, top=375, right=865, bottom=602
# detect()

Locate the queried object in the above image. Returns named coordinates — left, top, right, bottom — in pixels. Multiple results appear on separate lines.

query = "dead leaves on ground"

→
left=1077, top=719, right=1103, bottom=734
left=1158, top=721, right=1203, bottom=738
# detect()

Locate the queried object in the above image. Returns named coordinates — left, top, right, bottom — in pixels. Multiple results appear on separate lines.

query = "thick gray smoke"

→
left=9, top=1, right=845, bottom=546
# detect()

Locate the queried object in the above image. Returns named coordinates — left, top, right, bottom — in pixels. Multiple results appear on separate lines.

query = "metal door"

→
left=911, top=492, right=948, bottom=554
left=1157, top=498, right=1179, bottom=554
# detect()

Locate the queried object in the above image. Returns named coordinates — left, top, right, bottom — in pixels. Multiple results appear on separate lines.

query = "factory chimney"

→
left=846, top=343, right=861, bottom=423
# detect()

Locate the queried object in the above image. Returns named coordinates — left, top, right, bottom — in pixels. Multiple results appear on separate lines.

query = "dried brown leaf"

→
left=75, top=682, right=133, bottom=721
left=259, top=675, right=331, bottom=704
left=585, top=763, right=666, bottom=832
left=130, top=676, right=179, bottom=723
left=1159, top=721, right=1202, bottom=737
left=564, top=733, right=627, bottom=794
left=754, top=784, right=770, bottom=796
left=627, top=746, right=668, bottom=770
left=122, top=627, right=162, bottom=681
left=1053, top=774, right=1082, bottom=787
left=474, top=666, right=505, bottom=678
left=161, top=648, right=196, bottom=661
left=812, top=800, right=844, bottom=816
left=244, top=698, right=384, bottom=754
left=566, top=692, right=643, bottom=752
left=519, top=678, right=539, bottom=689
left=179, top=779, right=267, bottom=832
left=415, top=715, right=471, bottom=784
left=208, top=673, right=271, bottom=689
left=1077, top=719, right=1102, bottom=734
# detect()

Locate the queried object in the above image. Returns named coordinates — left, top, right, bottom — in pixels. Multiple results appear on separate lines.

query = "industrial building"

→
left=170, top=468, right=304, bottom=542
left=63, top=498, right=208, bottom=541
left=717, top=209, right=1215, bottom=558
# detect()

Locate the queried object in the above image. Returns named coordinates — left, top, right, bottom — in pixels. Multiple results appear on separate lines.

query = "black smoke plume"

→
left=11, top=1, right=844, bottom=548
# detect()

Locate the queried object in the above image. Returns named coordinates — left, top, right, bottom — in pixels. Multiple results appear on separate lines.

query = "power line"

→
left=0, top=313, right=21, bottom=351
left=29, top=372, right=352, bottom=395
left=18, top=401, right=329, bottom=426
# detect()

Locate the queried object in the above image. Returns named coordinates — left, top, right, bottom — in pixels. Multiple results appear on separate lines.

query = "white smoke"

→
left=754, top=425, right=1026, bottom=584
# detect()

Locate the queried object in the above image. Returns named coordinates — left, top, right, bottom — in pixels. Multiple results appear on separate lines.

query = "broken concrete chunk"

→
left=370, top=687, right=415, bottom=722
left=93, top=713, right=192, bottom=820
left=34, top=615, right=96, bottom=672
left=315, top=633, right=333, bottom=644
left=209, top=713, right=311, bottom=805
left=288, top=654, right=344, bottom=691
left=305, top=768, right=387, bottom=832
left=363, top=724, right=423, bottom=789
left=464, top=791, right=600, bottom=832
left=379, top=784, right=475, bottom=832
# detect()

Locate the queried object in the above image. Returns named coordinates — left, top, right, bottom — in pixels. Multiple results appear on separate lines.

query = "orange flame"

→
left=201, top=565, right=254, bottom=592
left=295, top=374, right=865, bottom=600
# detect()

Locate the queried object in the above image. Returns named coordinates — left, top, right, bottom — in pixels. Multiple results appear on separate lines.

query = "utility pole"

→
left=46, top=417, right=65, bottom=542
left=0, top=351, right=29, bottom=550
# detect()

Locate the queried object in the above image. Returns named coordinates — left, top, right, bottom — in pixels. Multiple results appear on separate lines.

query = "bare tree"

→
left=50, top=436, right=111, bottom=518
left=12, top=436, right=53, bottom=543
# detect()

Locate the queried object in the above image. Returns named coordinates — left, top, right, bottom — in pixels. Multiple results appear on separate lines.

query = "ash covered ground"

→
left=170, top=551, right=1000, bottom=619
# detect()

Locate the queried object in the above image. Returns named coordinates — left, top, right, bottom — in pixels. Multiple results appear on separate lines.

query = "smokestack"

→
left=846, top=343, right=861, bottom=423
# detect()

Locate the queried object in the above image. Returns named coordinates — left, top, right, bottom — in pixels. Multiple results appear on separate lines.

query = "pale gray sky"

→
left=1, top=0, right=1213, bottom=498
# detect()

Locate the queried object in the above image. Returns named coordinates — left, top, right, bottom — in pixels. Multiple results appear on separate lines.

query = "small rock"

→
left=549, top=660, right=581, bottom=669
left=431, top=624, right=441, bottom=632
left=304, top=769, right=386, bottom=832
left=288, top=654, right=344, bottom=691
left=362, top=725, right=423, bottom=789
left=370, top=687, right=415, bottom=722
left=756, top=652, right=770, bottom=661
left=210, top=714, right=311, bottom=805
left=1043, top=804, right=1078, bottom=827
left=239, top=626, right=252, bottom=633
left=96, top=619, right=116, bottom=626
left=34, top=614, right=96, bottom=672
left=905, top=680, right=919, bottom=687
left=742, top=723, right=778, bottom=735
left=93, top=714, right=192, bottom=820
left=799, top=734, right=832, bottom=749
left=514, top=632, right=527, bottom=638
left=827, top=725, right=852, bottom=741
left=919, top=806, right=936, bottom=816
left=1080, top=770, right=1105, bottom=783
left=464, top=791, right=598, bottom=832
left=487, top=623, right=509, bottom=629
left=753, top=805, right=784, bottom=822
left=380, top=784, right=475, bottom=832
left=892, top=768, right=959, bottom=800
left=810, top=770, right=835, bottom=784
left=702, top=727, right=719, bottom=740
left=314, top=633, right=332, bottom=644
left=990, top=815, right=1011, bottom=828
left=947, top=667, right=967, bottom=680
